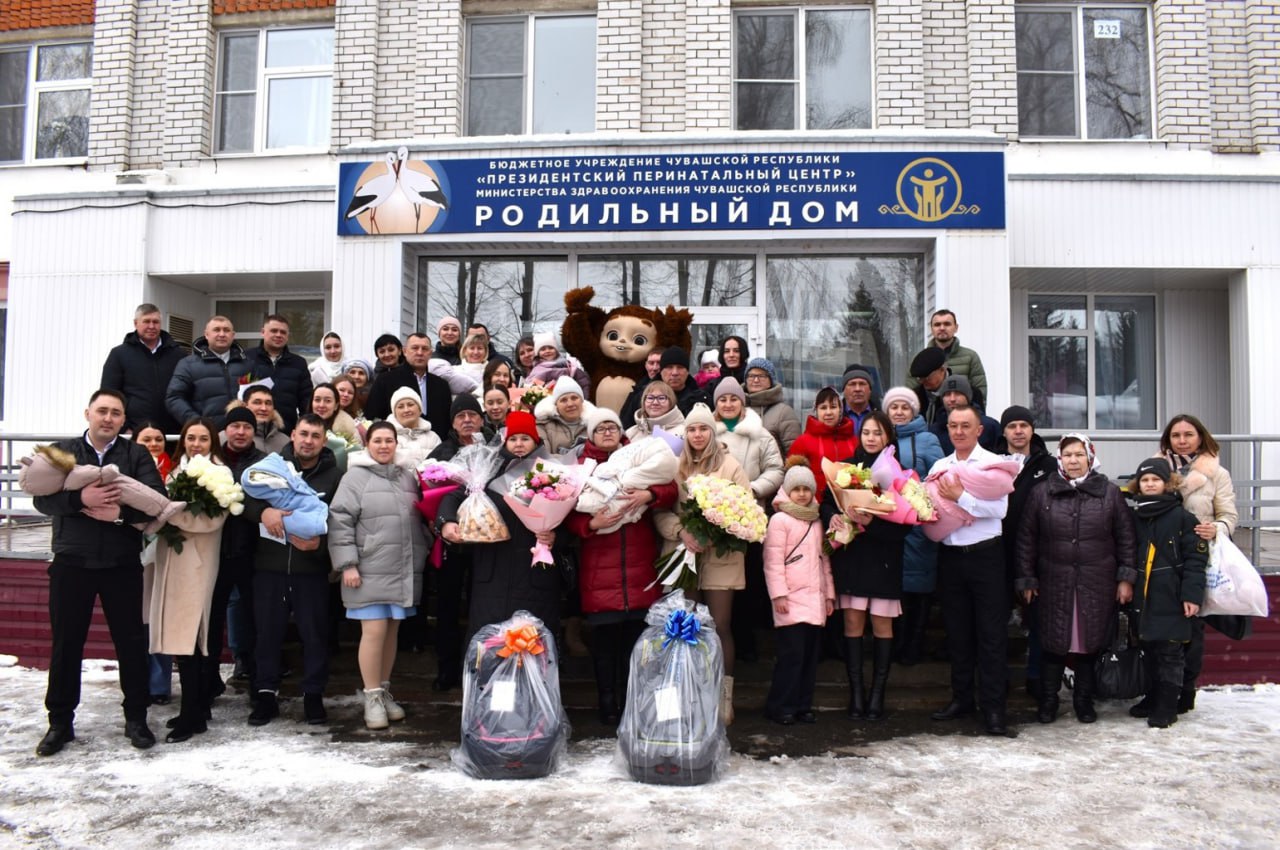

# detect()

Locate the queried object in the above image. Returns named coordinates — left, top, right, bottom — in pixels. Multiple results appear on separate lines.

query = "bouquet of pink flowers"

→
left=819, top=458, right=896, bottom=547
left=503, top=459, right=590, bottom=568
left=866, top=446, right=937, bottom=526
left=509, top=382, right=551, bottom=413
left=651, top=474, right=769, bottom=593
left=415, top=460, right=467, bottom=568
left=921, top=458, right=1020, bottom=542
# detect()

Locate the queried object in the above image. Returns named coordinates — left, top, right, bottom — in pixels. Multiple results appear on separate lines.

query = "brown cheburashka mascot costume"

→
left=560, top=287, right=694, bottom=413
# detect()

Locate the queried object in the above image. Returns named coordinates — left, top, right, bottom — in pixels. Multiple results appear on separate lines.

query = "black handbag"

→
left=1094, top=607, right=1150, bottom=700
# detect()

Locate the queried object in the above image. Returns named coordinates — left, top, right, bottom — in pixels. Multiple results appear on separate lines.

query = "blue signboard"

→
left=337, top=149, right=1004, bottom=236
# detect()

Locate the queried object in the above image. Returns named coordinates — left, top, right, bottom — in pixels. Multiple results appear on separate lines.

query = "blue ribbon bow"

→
left=662, top=609, right=702, bottom=648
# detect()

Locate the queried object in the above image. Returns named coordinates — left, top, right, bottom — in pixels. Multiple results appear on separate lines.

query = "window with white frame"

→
left=1015, top=4, right=1153, bottom=139
left=214, top=297, right=326, bottom=359
left=733, top=7, right=872, bottom=131
left=465, top=15, right=597, bottom=136
left=1025, top=294, right=1156, bottom=430
left=0, top=42, right=92, bottom=162
left=214, top=27, right=333, bottom=154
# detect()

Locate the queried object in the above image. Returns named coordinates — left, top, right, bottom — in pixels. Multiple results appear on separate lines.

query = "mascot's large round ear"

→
left=561, top=287, right=607, bottom=362
left=658, top=305, right=695, bottom=352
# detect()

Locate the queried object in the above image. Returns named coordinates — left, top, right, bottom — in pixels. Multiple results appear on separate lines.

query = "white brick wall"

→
left=965, top=0, right=1017, bottom=138
left=413, top=0, right=461, bottom=139
left=598, top=0, right=643, bottom=131
left=88, top=0, right=138, bottom=171
left=1208, top=0, right=1254, bottom=152
left=924, top=0, right=971, bottom=128
left=877, top=0, right=926, bottom=126
left=1245, top=0, right=1280, bottom=150
left=332, top=0, right=378, bottom=147
left=162, top=0, right=214, bottom=166
left=1154, top=0, right=1212, bottom=145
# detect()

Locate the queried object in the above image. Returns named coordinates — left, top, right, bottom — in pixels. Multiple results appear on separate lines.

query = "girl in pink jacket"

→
left=763, top=457, right=836, bottom=725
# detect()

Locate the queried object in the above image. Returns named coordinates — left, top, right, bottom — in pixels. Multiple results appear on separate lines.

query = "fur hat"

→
left=713, top=377, right=746, bottom=405
left=586, top=407, right=623, bottom=437
left=745, top=357, right=778, bottom=387
left=224, top=406, right=256, bottom=429
left=909, top=347, right=947, bottom=378
left=390, top=386, right=422, bottom=414
left=700, top=349, right=721, bottom=367
left=782, top=455, right=816, bottom=494
left=1135, top=457, right=1172, bottom=483
left=684, top=402, right=716, bottom=431
left=449, top=393, right=482, bottom=420
left=1000, top=405, right=1037, bottom=430
left=533, top=331, right=558, bottom=354
left=938, top=375, right=973, bottom=402
left=436, top=316, right=462, bottom=336
left=881, top=386, right=920, bottom=416
left=504, top=410, right=540, bottom=444
left=552, top=376, right=584, bottom=402
left=660, top=347, right=690, bottom=370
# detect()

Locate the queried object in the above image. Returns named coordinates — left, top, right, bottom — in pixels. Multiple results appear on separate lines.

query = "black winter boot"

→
left=844, top=636, right=866, bottom=719
left=1148, top=682, right=1182, bottom=728
left=1178, top=679, right=1197, bottom=714
left=866, top=637, right=894, bottom=721
left=1072, top=659, right=1097, bottom=724
left=167, top=656, right=210, bottom=743
left=1038, top=658, right=1064, bottom=724
left=592, top=649, right=620, bottom=725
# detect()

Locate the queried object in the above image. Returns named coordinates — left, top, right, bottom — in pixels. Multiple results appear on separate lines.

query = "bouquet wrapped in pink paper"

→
left=415, top=460, right=467, bottom=568
left=509, top=382, right=551, bottom=413
left=921, top=458, right=1020, bottom=542
left=502, top=459, right=590, bottom=568
left=867, top=446, right=937, bottom=526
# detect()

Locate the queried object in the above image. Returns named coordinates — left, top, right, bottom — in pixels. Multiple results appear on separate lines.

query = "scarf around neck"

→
left=777, top=499, right=820, bottom=523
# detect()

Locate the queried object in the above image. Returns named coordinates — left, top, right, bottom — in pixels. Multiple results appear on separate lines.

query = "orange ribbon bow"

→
left=496, top=624, right=545, bottom=666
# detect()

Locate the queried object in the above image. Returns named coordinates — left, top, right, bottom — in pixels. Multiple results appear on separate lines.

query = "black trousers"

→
left=1143, top=640, right=1188, bottom=689
left=766, top=623, right=823, bottom=717
left=1183, top=617, right=1205, bottom=686
left=938, top=540, right=1008, bottom=713
left=731, top=542, right=769, bottom=660
left=589, top=618, right=647, bottom=704
left=253, top=571, right=330, bottom=695
left=209, top=554, right=256, bottom=688
left=434, top=545, right=470, bottom=679
left=45, top=560, right=150, bottom=725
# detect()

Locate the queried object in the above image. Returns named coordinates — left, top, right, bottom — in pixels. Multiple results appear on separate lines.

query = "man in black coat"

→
left=100, top=303, right=187, bottom=435
left=364, top=332, right=453, bottom=435
left=33, top=389, right=167, bottom=756
left=930, top=376, right=1000, bottom=454
left=243, top=313, right=312, bottom=433
left=996, top=405, right=1058, bottom=699
left=166, top=315, right=251, bottom=429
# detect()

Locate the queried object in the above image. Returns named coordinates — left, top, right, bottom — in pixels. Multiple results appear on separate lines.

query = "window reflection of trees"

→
left=1084, top=10, right=1151, bottom=139
left=421, top=259, right=568, bottom=352
left=578, top=258, right=755, bottom=308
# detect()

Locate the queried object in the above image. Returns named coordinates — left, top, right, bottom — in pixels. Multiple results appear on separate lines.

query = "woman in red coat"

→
left=565, top=408, right=678, bottom=725
left=787, top=386, right=858, bottom=502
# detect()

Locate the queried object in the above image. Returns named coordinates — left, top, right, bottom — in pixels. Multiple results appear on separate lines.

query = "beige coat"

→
left=715, top=408, right=784, bottom=503
left=149, top=509, right=226, bottom=656
left=1175, top=453, right=1238, bottom=534
left=654, top=452, right=751, bottom=591
left=627, top=406, right=686, bottom=441
left=534, top=395, right=597, bottom=455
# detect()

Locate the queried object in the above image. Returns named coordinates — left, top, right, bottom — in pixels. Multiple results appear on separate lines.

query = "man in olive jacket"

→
left=242, top=415, right=343, bottom=726
left=33, top=389, right=167, bottom=756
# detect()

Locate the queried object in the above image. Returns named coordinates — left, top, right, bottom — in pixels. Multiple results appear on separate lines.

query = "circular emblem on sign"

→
left=894, top=158, right=963, bottom=223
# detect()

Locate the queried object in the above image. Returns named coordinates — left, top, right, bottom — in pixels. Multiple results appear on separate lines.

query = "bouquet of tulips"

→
left=159, top=455, right=245, bottom=553
left=503, top=459, right=589, bottom=568
left=820, top=458, right=896, bottom=547
left=651, top=474, right=768, bottom=593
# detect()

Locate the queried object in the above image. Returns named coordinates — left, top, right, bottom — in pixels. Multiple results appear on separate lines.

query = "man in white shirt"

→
left=928, top=404, right=1011, bottom=735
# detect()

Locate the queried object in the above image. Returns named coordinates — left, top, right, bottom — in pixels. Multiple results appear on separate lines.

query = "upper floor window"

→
left=1015, top=5, right=1153, bottom=139
left=0, top=42, right=92, bottom=163
left=465, top=15, right=596, bottom=136
left=733, top=8, right=872, bottom=131
left=214, top=27, right=333, bottom=154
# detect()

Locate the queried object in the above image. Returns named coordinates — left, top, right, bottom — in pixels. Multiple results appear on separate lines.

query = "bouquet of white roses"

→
left=159, top=454, right=244, bottom=553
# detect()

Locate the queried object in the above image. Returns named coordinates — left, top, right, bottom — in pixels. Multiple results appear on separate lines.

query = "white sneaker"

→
left=362, top=688, right=389, bottom=730
left=380, top=681, right=406, bottom=722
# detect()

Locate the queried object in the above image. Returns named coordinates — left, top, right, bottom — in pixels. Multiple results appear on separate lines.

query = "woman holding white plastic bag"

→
left=1157, top=413, right=1239, bottom=713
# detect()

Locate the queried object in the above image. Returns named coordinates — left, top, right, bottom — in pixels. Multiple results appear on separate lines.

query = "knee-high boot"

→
left=866, top=637, right=893, bottom=721
left=1038, top=657, right=1064, bottom=723
left=844, top=636, right=866, bottom=719
left=1072, top=657, right=1097, bottom=723
left=167, top=655, right=209, bottom=743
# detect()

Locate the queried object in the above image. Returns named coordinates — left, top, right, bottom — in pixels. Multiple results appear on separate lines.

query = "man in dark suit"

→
left=363, top=332, right=453, bottom=435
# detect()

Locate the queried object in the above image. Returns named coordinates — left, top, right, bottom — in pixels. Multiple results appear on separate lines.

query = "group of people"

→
left=32, top=303, right=1229, bottom=756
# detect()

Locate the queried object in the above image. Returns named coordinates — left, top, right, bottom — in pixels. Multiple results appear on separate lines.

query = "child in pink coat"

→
left=763, top=458, right=835, bottom=724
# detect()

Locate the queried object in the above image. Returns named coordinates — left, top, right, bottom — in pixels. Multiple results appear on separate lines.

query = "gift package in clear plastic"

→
left=452, top=611, right=570, bottom=780
left=452, top=444, right=510, bottom=543
left=616, top=591, right=729, bottom=785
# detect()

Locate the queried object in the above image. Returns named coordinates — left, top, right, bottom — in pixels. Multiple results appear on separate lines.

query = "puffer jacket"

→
left=243, top=343, right=313, bottom=433
left=746, top=384, right=802, bottom=454
left=564, top=439, right=677, bottom=615
left=165, top=337, right=252, bottom=429
left=1130, top=492, right=1208, bottom=643
left=534, top=394, right=596, bottom=455
left=787, top=415, right=858, bottom=501
left=763, top=493, right=834, bottom=627
left=100, top=330, right=188, bottom=434
left=896, top=416, right=945, bottom=594
left=393, top=417, right=442, bottom=467
left=327, top=451, right=428, bottom=609
left=715, top=407, right=784, bottom=503
left=1015, top=471, right=1138, bottom=656
left=1169, top=453, right=1238, bottom=534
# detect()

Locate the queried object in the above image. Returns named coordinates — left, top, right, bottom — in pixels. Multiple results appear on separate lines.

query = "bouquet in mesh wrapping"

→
left=920, top=458, right=1020, bottom=542
left=502, top=459, right=591, bottom=568
left=616, top=590, right=729, bottom=785
left=452, top=612, right=570, bottom=780
left=820, top=458, right=896, bottom=547
left=651, top=475, right=769, bottom=593
left=451, top=444, right=510, bottom=543
left=414, top=459, right=467, bottom=568
left=865, top=445, right=938, bottom=525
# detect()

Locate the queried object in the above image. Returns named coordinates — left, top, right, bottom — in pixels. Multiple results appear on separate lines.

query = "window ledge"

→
left=0, top=158, right=88, bottom=170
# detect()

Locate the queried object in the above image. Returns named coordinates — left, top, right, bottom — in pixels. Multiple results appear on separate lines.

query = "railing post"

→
left=1253, top=436, right=1262, bottom=566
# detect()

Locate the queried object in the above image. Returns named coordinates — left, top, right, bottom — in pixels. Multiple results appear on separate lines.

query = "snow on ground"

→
left=1, top=655, right=1277, bottom=850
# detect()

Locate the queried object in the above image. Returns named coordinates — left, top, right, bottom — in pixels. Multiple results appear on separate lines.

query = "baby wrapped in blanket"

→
left=240, top=453, right=329, bottom=539
left=575, top=432, right=679, bottom=534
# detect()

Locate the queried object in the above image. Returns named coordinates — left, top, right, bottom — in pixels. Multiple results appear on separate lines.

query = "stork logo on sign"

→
left=883, top=157, right=980, bottom=224
left=343, top=147, right=449, bottom=235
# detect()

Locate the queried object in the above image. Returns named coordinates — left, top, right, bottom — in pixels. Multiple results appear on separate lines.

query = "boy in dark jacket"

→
left=1126, top=458, right=1208, bottom=728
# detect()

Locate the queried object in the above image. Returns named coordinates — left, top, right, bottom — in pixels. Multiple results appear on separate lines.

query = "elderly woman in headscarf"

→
left=1015, top=433, right=1136, bottom=725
